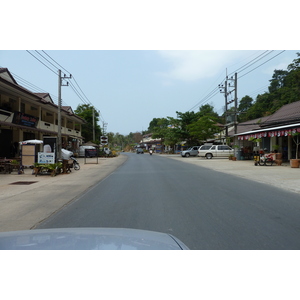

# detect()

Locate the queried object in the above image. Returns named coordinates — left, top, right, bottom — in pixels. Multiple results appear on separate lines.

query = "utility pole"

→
left=234, top=72, right=238, bottom=135
left=219, top=76, right=228, bottom=139
left=219, top=72, right=238, bottom=139
left=92, top=107, right=95, bottom=141
left=228, top=73, right=238, bottom=135
left=57, top=69, right=71, bottom=161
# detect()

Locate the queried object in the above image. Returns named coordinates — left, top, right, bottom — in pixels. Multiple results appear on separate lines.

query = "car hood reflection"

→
left=0, top=228, right=189, bottom=250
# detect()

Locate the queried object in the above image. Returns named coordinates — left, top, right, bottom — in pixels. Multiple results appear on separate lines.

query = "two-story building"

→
left=0, top=68, right=85, bottom=159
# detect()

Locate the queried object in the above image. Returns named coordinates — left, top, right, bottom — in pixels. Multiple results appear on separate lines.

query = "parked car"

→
left=198, top=145, right=234, bottom=159
left=198, top=144, right=213, bottom=152
left=136, top=148, right=144, bottom=154
left=181, top=146, right=200, bottom=157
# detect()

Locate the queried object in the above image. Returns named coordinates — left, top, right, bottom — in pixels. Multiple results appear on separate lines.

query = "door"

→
left=222, top=145, right=233, bottom=157
left=191, top=146, right=199, bottom=156
left=0, top=129, right=13, bottom=158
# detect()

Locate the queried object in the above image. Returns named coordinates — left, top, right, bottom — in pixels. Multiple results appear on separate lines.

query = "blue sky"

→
left=1, top=50, right=298, bottom=135
left=1, top=1, right=299, bottom=135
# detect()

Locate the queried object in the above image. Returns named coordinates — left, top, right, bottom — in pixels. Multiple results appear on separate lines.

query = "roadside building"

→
left=140, top=133, right=162, bottom=152
left=0, top=68, right=85, bottom=158
left=229, top=101, right=300, bottom=161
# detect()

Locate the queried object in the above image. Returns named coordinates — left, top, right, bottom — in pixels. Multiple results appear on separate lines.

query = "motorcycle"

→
left=254, top=153, right=274, bottom=166
left=149, top=150, right=153, bottom=155
left=71, top=156, right=80, bottom=170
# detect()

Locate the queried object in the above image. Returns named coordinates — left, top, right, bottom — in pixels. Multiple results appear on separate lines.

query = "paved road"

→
left=37, top=153, right=300, bottom=250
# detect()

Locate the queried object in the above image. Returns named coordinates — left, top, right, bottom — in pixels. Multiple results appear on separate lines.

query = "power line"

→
left=188, top=87, right=220, bottom=112
left=188, top=69, right=225, bottom=112
left=34, top=50, right=61, bottom=72
left=72, top=76, right=92, bottom=105
left=69, top=81, right=89, bottom=105
left=25, top=50, right=105, bottom=120
left=239, top=50, right=286, bottom=79
left=187, top=50, right=286, bottom=113
left=26, top=50, right=57, bottom=75
left=187, top=51, right=273, bottom=112
left=40, top=51, right=104, bottom=115
left=41, top=50, right=71, bottom=75
left=228, top=50, right=272, bottom=77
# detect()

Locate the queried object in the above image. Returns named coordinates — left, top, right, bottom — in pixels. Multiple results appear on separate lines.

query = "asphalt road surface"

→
left=37, top=152, right=300, bottom=250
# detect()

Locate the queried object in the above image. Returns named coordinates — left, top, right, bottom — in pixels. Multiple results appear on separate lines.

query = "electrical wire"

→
left=41, top=50, right=71, bottom=75
left=187, top=50, right=286, bottom=112
left=34, top=51, right=61, bottom=73
left=239, top=50, right=286, bottom=79
left=72, top=76, right=93, bottom=105
left=188, top=87, right=220, bottom=112
left=26, top=50, right=57, bottom=75
left=69, top=81, right=89, bottom=105
left=228, top=50, right=272, bottom=77
left=24, top=50, right=106, bottom=122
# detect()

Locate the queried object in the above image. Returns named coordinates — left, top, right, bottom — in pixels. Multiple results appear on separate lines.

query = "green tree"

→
left=238, top=95, right=253, bottom=122
left=75, top=104, right=102, bottom=143
left=148, top=118, right=161, bottom=133
left=187, top=115, right=220, bottom=143
left=151, top=118, right=170, bottom=153
left=268, top=69, right=288, bottom=93
left=238, top=95, right=253, bottom=113
left=198, top=104, right=219, bottom=118
left=239, top=53, right=300, bottom=122
left=175, top=111, right=200, bottom=145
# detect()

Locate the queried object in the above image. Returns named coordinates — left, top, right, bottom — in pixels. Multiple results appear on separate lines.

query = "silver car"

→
left=181, top=146, right=200, bottom=157
left=198, top=145, right=234, bottom=159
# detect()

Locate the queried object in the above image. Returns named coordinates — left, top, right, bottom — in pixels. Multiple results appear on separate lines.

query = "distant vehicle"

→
left=181, top=146, right=200, bottom=157
left=198, top=145, right=234, bottom=159
left=0, top=228, right=189, bottom=250
left=78, top=146, right=96, bottom=157
left=136, top=148, right=144, bottom=154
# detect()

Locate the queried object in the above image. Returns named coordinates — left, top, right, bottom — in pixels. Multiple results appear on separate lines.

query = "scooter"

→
left=71, top=156, right=80, bottom=170
left=149, top=150, right=153, bottom=156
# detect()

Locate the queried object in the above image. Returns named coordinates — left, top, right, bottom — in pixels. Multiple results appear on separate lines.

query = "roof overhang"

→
left=236, top=123, right=300, bottom=140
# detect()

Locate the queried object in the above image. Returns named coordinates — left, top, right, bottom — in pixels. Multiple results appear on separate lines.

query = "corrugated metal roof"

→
left=260, top=101, right=300, bottom=127
left=230, top=100, right=300, bottom=136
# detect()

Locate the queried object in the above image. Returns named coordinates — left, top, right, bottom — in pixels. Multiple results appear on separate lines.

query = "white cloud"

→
left=157, top=50, right=247, bottom=82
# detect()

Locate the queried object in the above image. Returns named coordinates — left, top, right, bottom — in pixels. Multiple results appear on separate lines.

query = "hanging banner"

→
left=238, top=127, right=300, bottom=140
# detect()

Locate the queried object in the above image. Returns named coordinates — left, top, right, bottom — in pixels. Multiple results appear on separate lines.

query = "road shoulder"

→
left=0, top=154, right=128, bottom=232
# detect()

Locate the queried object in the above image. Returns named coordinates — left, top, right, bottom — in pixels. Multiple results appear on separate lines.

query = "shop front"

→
left=236, top=123, right=300, bottom=161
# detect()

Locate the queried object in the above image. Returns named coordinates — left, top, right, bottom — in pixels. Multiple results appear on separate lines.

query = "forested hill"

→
left=238, top=52, right=300, bottom=123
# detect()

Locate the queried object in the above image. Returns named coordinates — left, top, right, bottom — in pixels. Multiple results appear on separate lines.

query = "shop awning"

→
left=236, top=123, right=300, bottom=140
